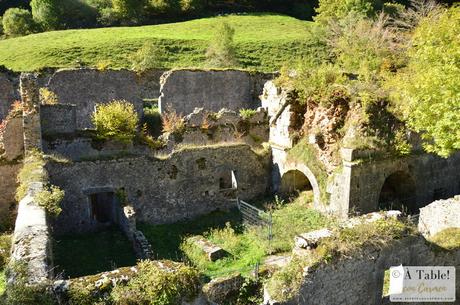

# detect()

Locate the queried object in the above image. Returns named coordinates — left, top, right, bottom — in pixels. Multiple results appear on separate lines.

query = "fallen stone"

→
left=203, top=273, right=244, bottom=304
left=189, top=236, right=229, bottom=261
left=294, top=228, right=333, bottom=249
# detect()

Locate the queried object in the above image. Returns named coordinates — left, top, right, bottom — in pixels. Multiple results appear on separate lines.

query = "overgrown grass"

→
left=429, top=228, right=460, bottom=251
left=15, top=150, right=46, bottom=201
left=53, top=227, right=137, bottom=278
left=176, top=193, right=332, bottom=278
left=0, top=14, right=316, bottom=72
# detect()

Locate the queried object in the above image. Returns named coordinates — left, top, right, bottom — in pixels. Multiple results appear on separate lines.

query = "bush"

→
left=205, top=21, right=238, bottom=68
left=35, top=185, right=64, bottom=217
left=148, top=0, right=181, bottom=15
left=111, top=260, right=201, bottom=305
left=92, top=100, right=139, bottom=143
left=39, top=88, right=58, bottom=105
left=162, top=109, right=185, bottom=135
left=2, top=8, right=35, bottom=36
left=239, top=108, right=258, bottom=120
left=131, top=42, right=167, bottom=72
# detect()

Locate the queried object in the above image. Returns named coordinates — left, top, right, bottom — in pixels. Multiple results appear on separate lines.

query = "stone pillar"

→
left=20, top=73, right=42, bottom=153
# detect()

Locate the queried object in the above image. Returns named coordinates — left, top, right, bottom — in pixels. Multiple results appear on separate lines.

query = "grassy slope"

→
left=0, top=14, right=314, bottom=72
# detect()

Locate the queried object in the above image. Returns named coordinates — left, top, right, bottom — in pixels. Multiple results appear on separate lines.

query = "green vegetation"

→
left=267, top=217, right=414, bottom=301
left=390, top=6, right=460, bottom=157
left=67, top=260, right=200, bottom=305
left=131, top=41, right=167, bottom=71
left=3, top=262, right=55, bottom=305
left=53, top=227, right=137, bottom=278
left=141, top=193, right=332, bottom=278
left=111, top=260, right=200, bottom=305
left=2, top=8, right=35, bottom=36
left=287, top=140, right=329, bottom=203
left=0, top=14, right=315, bottom=71
left=429, top=228, right=460, bottom=251
left=205, top=21, right=238, bottom=68
left=239, top=108, right=258, bottom=120
left=15, top=149, right=46, bottom=201
left=0, top=233, right=11, bottom=297
left=92, top=100, right=139, bottom=144
left=35, top=185, right=64, bottom=216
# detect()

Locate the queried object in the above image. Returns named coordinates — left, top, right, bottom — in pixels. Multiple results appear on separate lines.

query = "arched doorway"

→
left=378, top=171, right=417, bottom=213
left=280, top=169, right=313, bottom=195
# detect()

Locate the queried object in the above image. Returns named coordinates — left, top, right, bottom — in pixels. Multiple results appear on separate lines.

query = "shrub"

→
left=2, top=8, right=35, bottom=36
left=92, top=100, right=139, bottom=143
left=39, top=88, right=58, bottom=105
left=315, top=0, right=389, bottom=23
left=111, top=260, right=201, bottom=305
left=162, top=109, right=185, bottom=135
left=35, top=185, right=64, bottom=217
left=205, top=21, right=238, bottom=68
left=239, top=109, right=258, bottom=120
left=131, top=42, right=167, bottom=72
left=148, top=0, right=181, bottom=15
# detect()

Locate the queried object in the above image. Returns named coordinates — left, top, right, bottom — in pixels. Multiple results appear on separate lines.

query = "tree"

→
left=205, top=21, right=238, bottom=68
left=30, top=0, right=60, bottom=30
left=112, top=0, right=144, bottom=23
left=2, top=8, right=35, bottom=36
left=389, top=6, right=460, bottom=157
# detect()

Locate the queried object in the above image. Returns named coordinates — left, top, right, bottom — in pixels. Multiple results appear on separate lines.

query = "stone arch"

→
left=378, top=171, right=417, bottom=213
left=280, top=162, right=322, bottom=206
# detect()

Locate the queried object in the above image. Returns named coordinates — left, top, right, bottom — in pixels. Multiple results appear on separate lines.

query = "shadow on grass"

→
left=53, top=226, right=137, bottom=278
left=138, top=208, right=243, bottom=261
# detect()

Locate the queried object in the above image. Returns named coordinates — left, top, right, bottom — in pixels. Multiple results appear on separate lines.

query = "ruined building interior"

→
left=0, top=67, right=458, bottom=305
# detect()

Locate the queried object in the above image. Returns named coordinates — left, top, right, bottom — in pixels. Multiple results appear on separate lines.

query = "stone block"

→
left=203, top=273, right=244, bottom=304
left=295, top=228, right=333, bottom=249
left=189, top=236, right=228, bottom=261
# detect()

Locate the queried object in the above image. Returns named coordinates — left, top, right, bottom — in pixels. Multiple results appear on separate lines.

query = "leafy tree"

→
left=205, top=21, right=238, bottom=68
left=112, top=0, right=144, bottom=23
left=2, top=7, right=35, bottom=36
left=389, top=6, right=460, bottom=157
left=148, top=0, right=180, bottom=15
left=30, top=0, right=60, bottom=30
left=180, top=0, right=205, bottom=14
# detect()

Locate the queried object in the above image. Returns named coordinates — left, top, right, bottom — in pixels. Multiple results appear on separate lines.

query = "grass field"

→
left=0, top=14, right=315, bottom=72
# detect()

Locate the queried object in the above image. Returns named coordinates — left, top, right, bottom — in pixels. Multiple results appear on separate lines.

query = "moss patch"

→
left=429, top=228, right=460, bottom=251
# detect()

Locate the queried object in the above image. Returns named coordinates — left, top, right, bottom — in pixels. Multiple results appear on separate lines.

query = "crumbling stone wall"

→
left=275, top=236, right=460, bottom=305
left=159, top=69, right=273, bottom=115
left=418, top=196, right=460, bottom=237
left=46, top=144, right=270, bottom=234
left=0, top=70, right=19, bottom=122
left=46, top=69, right=144, bottom=129
left=161, top=108, right=269, bottom=152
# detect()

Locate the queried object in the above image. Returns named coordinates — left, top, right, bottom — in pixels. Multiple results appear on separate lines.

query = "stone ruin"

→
left=0, top=67, right=458, bottom=304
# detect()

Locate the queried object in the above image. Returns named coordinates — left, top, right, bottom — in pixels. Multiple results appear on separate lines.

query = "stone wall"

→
left=10, top=166, right=52, bottom=285
left=418, top=196, right=460, bottom=237
left=274, top=236, right=460, bottom=305
left=40, top=104, right=77, bottom=135
left=0, top=70, right=19, bottom=122
left=46, top=69, right=144, bottom=129
left=161, top=108, right=269, bottom=152
left=0, top=163, right=21, bottom=229
left=159, top=69, right=273, bottom=115
left=46, top=144, right=270, bottom=234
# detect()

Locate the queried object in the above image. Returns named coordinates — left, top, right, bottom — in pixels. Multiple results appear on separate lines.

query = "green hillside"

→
left=0, top=14, right=315, bottom=72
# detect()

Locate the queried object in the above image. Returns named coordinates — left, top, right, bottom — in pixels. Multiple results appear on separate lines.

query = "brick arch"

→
left=280, top=162, right=322, bottom=206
